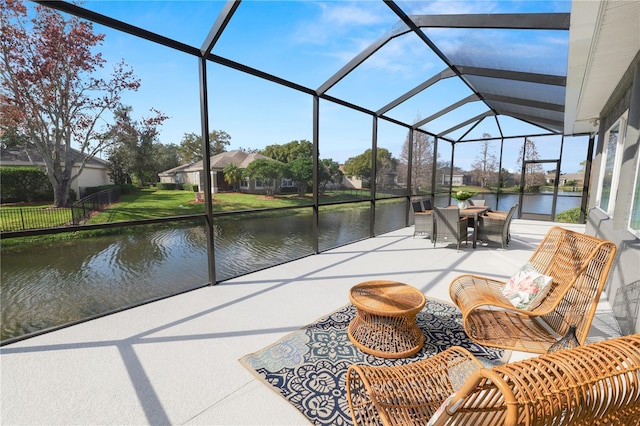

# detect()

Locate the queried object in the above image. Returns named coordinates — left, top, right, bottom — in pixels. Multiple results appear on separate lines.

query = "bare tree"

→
left=517, top=138, right=546, bottom=189
left=400, top=120, right=434, bottom=194
left=470, top=134, right=498, bottom=188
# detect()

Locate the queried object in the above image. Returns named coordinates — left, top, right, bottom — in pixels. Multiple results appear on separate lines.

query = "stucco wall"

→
left=74, top=165, right=113, bottom=198
left=587, top=55, right=640, bottom=335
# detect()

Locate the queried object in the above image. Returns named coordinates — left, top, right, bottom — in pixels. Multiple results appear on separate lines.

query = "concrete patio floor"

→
left=0, top=220, right=621, bottom=425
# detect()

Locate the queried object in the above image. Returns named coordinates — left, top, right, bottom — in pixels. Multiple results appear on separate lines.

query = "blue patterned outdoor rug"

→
left=240, top=298, right=509, bottom=425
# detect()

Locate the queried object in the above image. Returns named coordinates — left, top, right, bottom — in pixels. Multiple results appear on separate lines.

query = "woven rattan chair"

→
left=467, top=199, right=485, bottom=207
left=449, top=226, right=617, bottom=353
left=346, top=334, right=640, bottom=426
left=433, top=207, right=468, bottom=250
left=477, top=204, right=517, bottom=249
left=413, top=199, right=433, bottom=238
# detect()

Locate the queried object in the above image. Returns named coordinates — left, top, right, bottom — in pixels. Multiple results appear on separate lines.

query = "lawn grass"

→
left=87, top=189, right=323, bottom=224
left=0, top=203, right=73, bottom=231
left=88, top=189, right=203, bottom=223
left=1, top=189, right=380, bottom=239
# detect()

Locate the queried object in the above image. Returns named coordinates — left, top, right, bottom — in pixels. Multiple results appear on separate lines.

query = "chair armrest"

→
left=449, top=274, right=548, bottom=315
left=347, top=346, right=483, bottom=426
left=449, top=274, right=506, bottom=308
left=484, top=211, right=507, bottom=218
left=479, top=216, right=506, bottom=226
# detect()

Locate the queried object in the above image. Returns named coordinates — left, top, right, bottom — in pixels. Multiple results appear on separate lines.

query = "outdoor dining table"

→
left=451, top=205, right=489, bottom=248
left=416, top=206, right=489, bottom=249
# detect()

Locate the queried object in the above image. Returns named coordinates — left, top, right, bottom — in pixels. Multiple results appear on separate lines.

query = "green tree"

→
left=223, top=163, right=243, bottom=191
left=177, top=130, right=231, bottom=163
left=578, top=160, right=586, bottom=174
left=104, top=105, right=167, bottom=187
left=1, top=1, right=140, bottom=206
left=236, top=146, right=260, bottom=154
left=287, top=157, right=314, bottom=196
left=153, top=143, right=181, bottom=179
left=319, top=158, right=342, bottom=193
left=498, top=168, right=514, bottom=188
left=107, top=143, right=131, bottom=185
left=343, top=148, right=396, bottom=188
left=0, top=125, right=29, bottom=149
left=243, top=159, right=285, bottom=196
left=261, top=140, right=313, bottom=163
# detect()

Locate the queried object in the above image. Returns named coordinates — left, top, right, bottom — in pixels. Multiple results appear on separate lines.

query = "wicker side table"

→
left=348, top=280, right=426, bottom=358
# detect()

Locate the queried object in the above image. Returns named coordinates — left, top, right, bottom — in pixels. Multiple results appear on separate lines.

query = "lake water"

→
left=480, top=191, right=583, bottom=215
left=0, top=202, right=406, bottom=341
left=0, top=194, right=581, bottom=342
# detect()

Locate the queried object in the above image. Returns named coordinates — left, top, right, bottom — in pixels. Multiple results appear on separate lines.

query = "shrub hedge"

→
left=84, top=184, right=138, bottom=197
left=155, top=182, right=198, bottom=191
left=0, top=167, right=53, bottom=203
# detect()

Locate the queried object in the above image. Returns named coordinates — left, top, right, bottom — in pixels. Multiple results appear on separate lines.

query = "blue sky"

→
left=47, top=0, right=586, bottom=173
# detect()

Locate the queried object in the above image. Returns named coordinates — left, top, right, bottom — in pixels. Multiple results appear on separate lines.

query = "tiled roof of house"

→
left=0, top=146, right=109, bottom=168
left=159, top=150, right=278, bottom=176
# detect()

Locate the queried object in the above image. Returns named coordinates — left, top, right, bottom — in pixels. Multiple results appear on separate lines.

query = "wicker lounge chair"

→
left=346, top=334, right=640, bottom=426
left=476, top=204, right=517, bottom=249
left=433, top=207, right=468, bottom=250
left=449, top=226, right=616, bottom=353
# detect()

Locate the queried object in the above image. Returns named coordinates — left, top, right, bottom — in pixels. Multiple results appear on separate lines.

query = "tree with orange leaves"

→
left=1, top=0, right=140, bottom=206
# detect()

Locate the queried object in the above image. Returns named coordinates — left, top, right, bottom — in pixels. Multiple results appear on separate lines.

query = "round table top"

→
left=349, top=280, right=426, bottom=316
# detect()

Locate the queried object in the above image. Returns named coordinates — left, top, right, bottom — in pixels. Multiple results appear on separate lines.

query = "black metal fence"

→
left=0, top=188, right=120, bottom=232
left=71, top=188, right=120, bottom=225
left=0, top=206, right=73, bottom=231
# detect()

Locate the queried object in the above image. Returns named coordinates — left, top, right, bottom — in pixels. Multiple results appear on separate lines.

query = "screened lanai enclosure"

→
left=1, top=1, right=597, bottom=343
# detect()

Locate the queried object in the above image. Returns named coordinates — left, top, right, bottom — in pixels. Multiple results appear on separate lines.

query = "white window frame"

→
left=628, top=143, right=640, bottom=238
left=596, top=112, right=627, bottom=216
left=280, top=178, right=294, bottom=188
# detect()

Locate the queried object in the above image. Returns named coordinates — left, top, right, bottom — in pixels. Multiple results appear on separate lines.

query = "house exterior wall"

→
left=1, top=149, right=112, bottom=199
left=587, top=55, right=640, bottom=335
left=159, top=170, right=200, bottom=187
left=441, top=174, right=465, bottom=186
left=75, top=165, right=113, bottom=197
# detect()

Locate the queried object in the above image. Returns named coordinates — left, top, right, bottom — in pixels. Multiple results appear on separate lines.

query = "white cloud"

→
left=406, top=0, right=499, bottom=15
left=292, top=1, right=390, bottom=46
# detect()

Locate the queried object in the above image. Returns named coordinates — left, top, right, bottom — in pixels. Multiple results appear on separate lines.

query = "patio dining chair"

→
left=477, top=204, right=518, bottom=249
left=432, top=207, right=468, bottom=251
left=413, top=198, right=433, bottom=238
left=467, top=199, right=485, bottom=206
left=449, top=226, right=617, bottom=353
